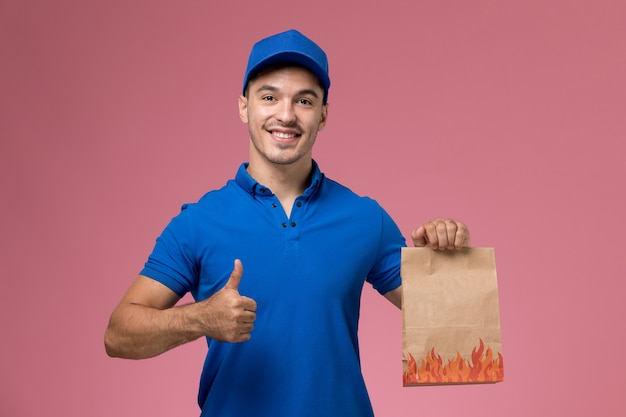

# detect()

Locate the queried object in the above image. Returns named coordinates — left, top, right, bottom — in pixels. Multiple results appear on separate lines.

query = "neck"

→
left=246, top=157, right=313, bottom=202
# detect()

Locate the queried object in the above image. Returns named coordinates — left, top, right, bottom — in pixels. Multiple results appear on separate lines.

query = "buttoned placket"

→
left=253, top=184, right=303, bottom=249
left=271, top=198, right=302, bottom=244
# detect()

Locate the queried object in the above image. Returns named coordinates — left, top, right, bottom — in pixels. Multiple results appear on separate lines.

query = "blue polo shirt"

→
left=141, top=161, right=406, bottom=416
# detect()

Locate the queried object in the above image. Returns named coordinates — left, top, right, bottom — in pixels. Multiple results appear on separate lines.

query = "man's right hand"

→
left=197, top=259, right=257, bottom=342
left=105, top=260, right=257, bottom=359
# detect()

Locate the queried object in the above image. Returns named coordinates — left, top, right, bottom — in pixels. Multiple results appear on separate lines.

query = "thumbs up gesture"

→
left=197, top=259, right=257, bottom=342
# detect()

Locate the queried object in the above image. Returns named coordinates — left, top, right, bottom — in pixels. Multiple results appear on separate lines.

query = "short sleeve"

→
left=140, top=205, right=199, bottom=297
left=365, top=205, right=407, bottom=295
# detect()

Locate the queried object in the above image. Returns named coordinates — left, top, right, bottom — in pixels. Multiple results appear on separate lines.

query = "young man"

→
left=105, top=29, right=469, bottom=416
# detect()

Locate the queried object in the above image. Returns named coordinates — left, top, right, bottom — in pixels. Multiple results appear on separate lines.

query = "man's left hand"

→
left=411, top=218, right=470, bottom=250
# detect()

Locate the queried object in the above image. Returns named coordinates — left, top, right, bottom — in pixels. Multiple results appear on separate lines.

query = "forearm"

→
left=384, top=286, right=403, bottom=309
left=105, top=266, right=255, bottom=358
left=104, top=302, right=204, bottom=359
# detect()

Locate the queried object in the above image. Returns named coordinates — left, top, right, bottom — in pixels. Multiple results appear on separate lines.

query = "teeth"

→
left=273, top=131, right=296, bottom=139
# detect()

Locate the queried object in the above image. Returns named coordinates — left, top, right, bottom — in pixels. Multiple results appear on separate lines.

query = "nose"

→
left=276, top=101, right=297, bottom=125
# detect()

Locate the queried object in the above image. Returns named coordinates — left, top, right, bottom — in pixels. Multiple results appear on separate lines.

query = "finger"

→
left=237, top=330, right=253, bottom=343
left=237, top=310, right=256, bottom=327
left=422, top=221, right=439, bottom=248
left=239, top=322, right=254, bottom=335
left=240, top=296, right=257, bottom=313
left=224, top=259, right=243, bottom=291
left=445, top=220, right=458, bottom=250
left=235, top=310, right=256, bottom=342
left=436, top=220, right=451, bottom=249
left=454, top=222, right=470, bottom=249
left=411, top=226, right=428, bottom=247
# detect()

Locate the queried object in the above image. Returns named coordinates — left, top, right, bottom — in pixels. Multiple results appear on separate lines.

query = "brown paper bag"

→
left=401, top=247, right=504, bottom=386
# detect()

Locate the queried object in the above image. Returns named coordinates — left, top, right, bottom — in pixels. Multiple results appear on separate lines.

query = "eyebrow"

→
left=255, top=85, right=320, bottom=98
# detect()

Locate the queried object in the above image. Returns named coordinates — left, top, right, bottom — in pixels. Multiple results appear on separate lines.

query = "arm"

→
left=384, top=286, right=403, bottom=309
left=104, top=260, right=256, bottom=359
left=383, top=219, right=470, bottom=309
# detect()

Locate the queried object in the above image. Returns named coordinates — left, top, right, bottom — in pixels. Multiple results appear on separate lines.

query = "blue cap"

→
left=243, top=29, right=330, bottom=103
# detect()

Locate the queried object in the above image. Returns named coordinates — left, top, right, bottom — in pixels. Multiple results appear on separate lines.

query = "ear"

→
left=238, top=95, right=249, bottom=123
left=318, top=102, right=329, bottom=131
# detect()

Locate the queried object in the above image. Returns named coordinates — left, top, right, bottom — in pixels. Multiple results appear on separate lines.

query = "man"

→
left=105, top=29, right=469, bottom=416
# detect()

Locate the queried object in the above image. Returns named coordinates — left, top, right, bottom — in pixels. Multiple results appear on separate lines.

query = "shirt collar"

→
left=235, top=160, right=324, bottom=198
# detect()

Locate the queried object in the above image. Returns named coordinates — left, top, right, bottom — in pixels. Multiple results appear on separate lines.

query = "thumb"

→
left=224, top=259, right=243, bottom=291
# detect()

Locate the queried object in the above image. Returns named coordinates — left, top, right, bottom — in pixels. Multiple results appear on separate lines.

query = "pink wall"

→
left=1, top=0, right=625, bottom=415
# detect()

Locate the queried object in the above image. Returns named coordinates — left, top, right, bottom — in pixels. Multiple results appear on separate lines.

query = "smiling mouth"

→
left=271, top=131, right=300, bottom=139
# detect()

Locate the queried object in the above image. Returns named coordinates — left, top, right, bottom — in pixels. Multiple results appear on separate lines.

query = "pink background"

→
left=1, top=0, right=625, bottom=415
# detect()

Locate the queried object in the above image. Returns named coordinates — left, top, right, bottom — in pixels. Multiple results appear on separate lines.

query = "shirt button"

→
left=290, top=222, right=296, bottom=227
left=281, top=223, right=287, bottom=228
left=296, top=201, right=302, bottom=207
left=271, top=203, right=277, bottom=208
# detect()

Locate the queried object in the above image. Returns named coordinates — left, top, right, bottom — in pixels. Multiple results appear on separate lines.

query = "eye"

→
left=297, top=98, right=313, bottom=105
left=262, top=95, right=275, bottom=101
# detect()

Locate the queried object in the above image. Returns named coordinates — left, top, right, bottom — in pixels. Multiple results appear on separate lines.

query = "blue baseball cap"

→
left=243, top=29, right=330, bottom=104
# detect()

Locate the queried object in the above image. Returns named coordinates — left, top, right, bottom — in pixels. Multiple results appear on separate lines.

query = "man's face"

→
left=239, top=65, right=328, bottom=167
